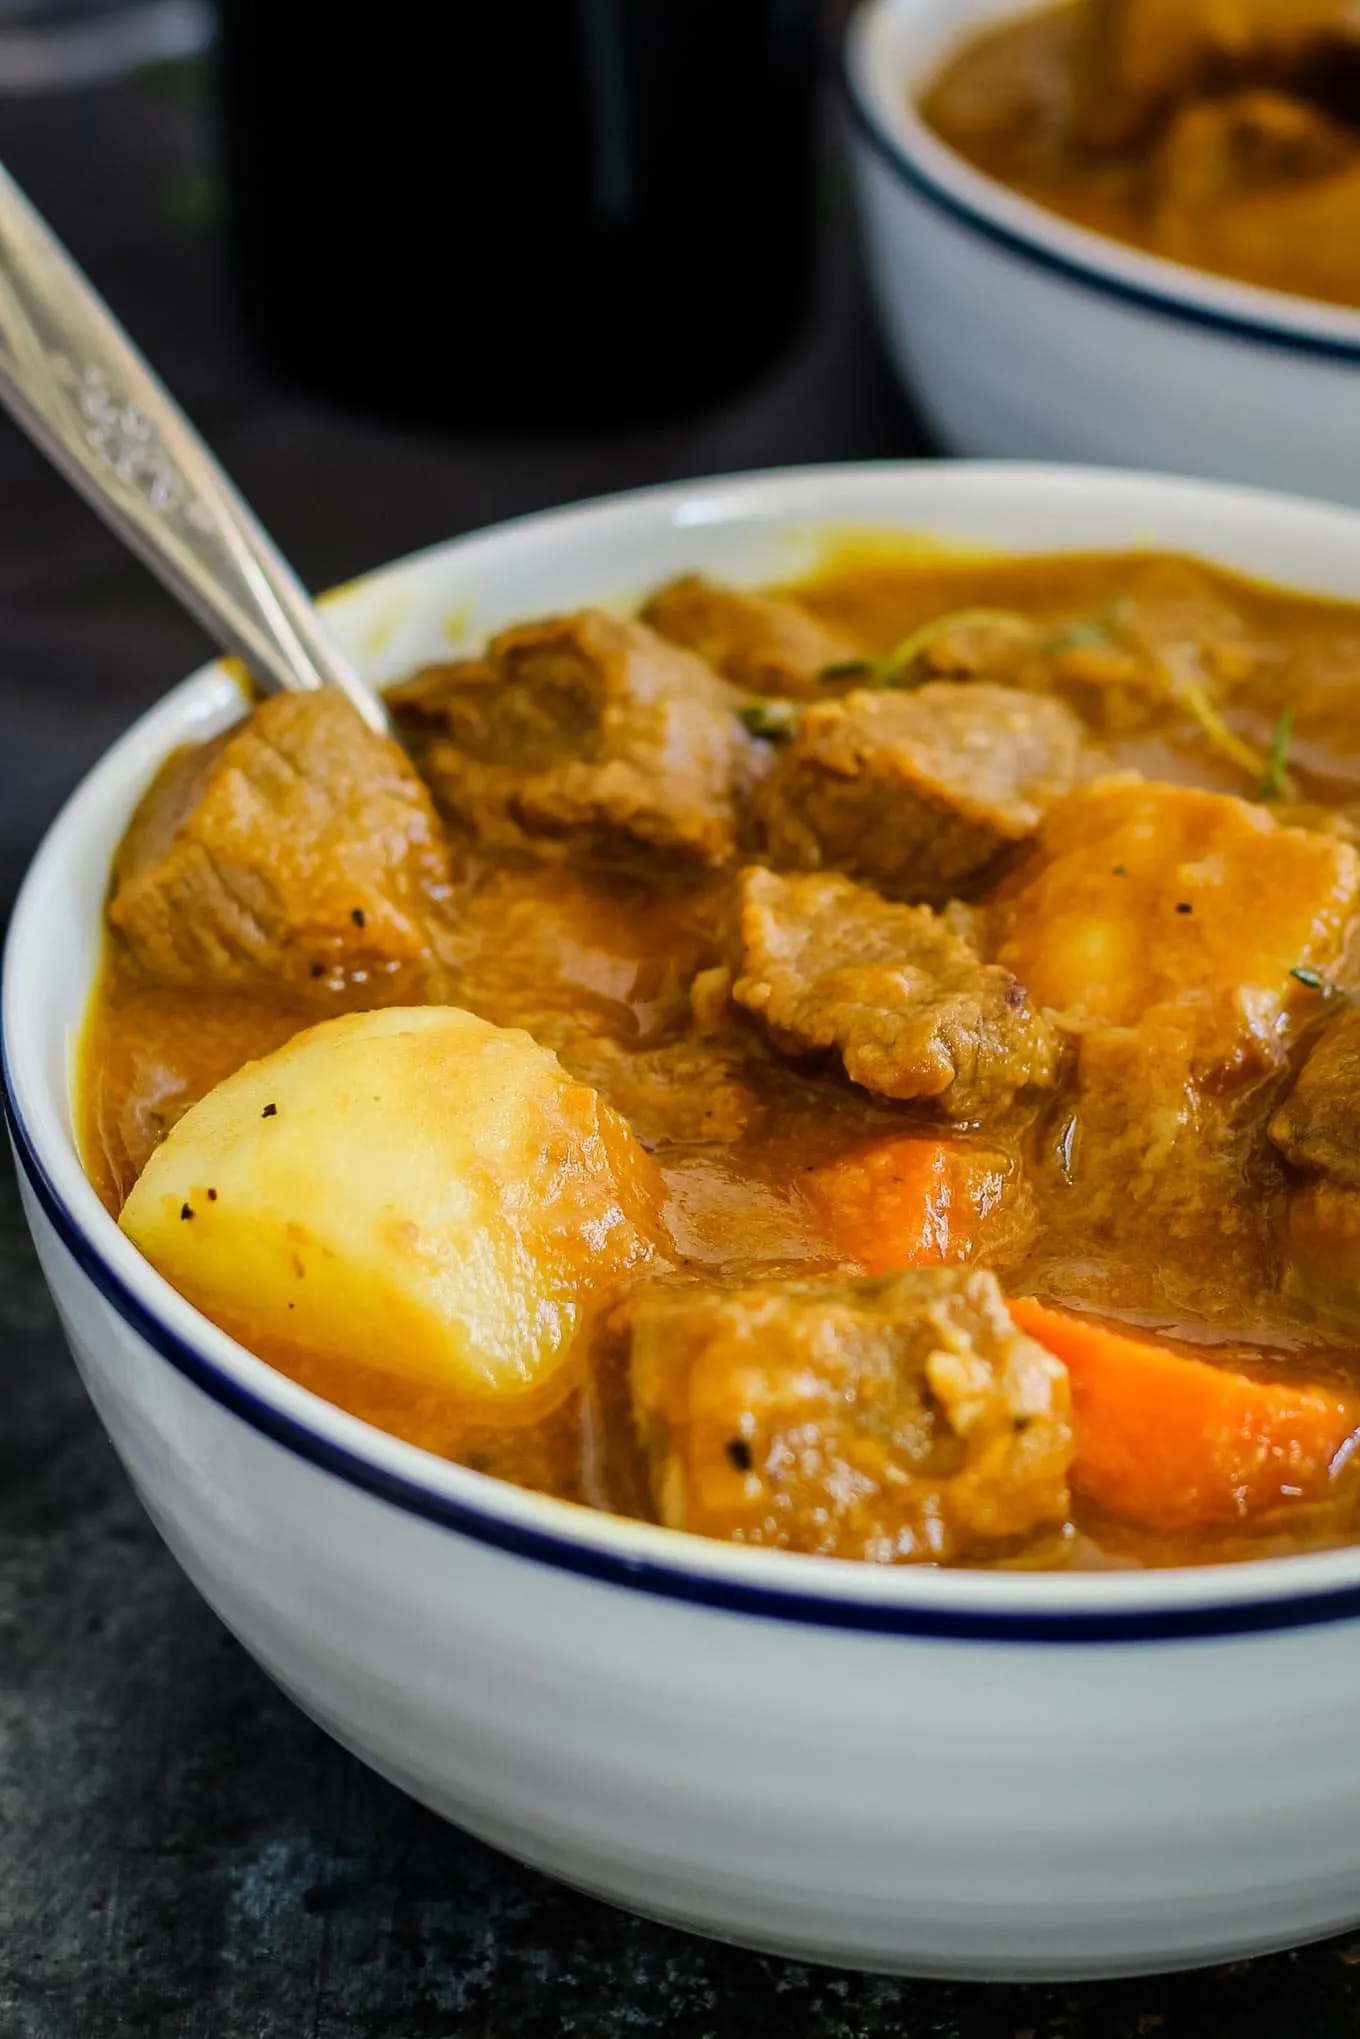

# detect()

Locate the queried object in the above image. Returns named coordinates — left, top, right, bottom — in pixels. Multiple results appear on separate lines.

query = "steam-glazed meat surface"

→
left=641, top=573, right=863, bottom=699
left=393, top=608, right=762, bottom=866
left=1271, top=1005, right=1360, bottom=1191
left=751, top=682, right=1096, bottom=904
left=728, top=865, right=1058, bottom=1116
left=625, top=1266, right=1074, bottom=1561
left=109, top=689, right=452, bottom=999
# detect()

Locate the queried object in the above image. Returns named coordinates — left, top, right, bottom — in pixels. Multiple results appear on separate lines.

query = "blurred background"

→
left=0, top=0, right=923, bottom=915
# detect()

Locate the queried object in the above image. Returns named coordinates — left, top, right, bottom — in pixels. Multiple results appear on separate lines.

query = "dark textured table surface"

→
left=6, top=57, right=1360, bottom=2039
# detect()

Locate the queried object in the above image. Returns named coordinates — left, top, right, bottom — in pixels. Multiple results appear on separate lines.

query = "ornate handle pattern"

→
left=0, top=160, right=389, bottom=737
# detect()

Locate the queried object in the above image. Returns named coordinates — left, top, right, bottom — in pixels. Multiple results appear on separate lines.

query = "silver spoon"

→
left=0, top=158, right=390, bottom=738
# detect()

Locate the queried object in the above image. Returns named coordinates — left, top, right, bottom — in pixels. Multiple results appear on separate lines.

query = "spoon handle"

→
left=0, top=160, right=390, bottom=737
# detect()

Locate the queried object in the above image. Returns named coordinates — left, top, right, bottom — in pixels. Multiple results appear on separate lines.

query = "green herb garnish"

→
left=1044, top=618, right=1110, bottom=654
left=1037, top=615, right=1262, bottom=784
left=1041, top=599, right=1133, bottom=657
left=739, top=700, right=803, bottom=741
left=1168, top=668, right=1271, bottom=782
left=1258, top=707, right=1296, bottom=802
left=1291, top=966, right=1329, bottom=993
left=818, top=658, right=874, bottom=682
left=832, top=608, right=1035, bottom=690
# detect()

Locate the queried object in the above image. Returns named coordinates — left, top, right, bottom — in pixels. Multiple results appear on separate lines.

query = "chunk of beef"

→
left=640, top=573, right=863, bottom=700
left=109, top=690, right=452, bottom=997
left=750, top=683, right=1095, bottom=905
left=390, top=610, right=762, bottom=867
left=992, top=779, right=1360, bottom=1079
left=1283, top=1179, right=1360, bottom=1322
left=921, top=4, right=1080, bottom=183
left=1075, top=0, right=1360, bottom=148
left=1152, top=90, right=1354, bottom=218
left=625, top=1267, right=1073, bottom=1562
left=1145, top=91, right=1360, bottom=302
left=729, top=866, right=1057, bottom=1118
left=1271, top=1005, right=1360, bottom=1190
left=1045, top=1012, right=1284, bottom=1293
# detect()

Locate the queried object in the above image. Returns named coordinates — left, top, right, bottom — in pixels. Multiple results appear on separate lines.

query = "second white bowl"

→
left=845, top=0, right=1360, bottom=507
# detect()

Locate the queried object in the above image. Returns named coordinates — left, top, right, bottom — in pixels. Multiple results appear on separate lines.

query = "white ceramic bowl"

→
left=845, top=0, right=1360, bottom=507
left=16, top=462, right=1360, bottom=1982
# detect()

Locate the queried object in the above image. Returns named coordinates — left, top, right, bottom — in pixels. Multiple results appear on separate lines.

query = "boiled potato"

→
left=120, top=1006, right=664, bottom=1400
left=992, top=780, right=1360, bottom=1072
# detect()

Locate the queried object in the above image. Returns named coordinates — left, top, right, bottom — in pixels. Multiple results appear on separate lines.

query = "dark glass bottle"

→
left=214, top=0, right=823, bottom=430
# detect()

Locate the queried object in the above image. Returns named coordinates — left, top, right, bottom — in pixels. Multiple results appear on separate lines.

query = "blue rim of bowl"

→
left=840, top=10, right=1360, bottom=367
left=12, top=1037, right=1360, bottom=1645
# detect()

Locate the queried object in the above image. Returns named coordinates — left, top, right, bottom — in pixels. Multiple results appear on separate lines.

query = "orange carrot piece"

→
left=804, top=1137, right=1008, bottom=1276
left=1010, top=1296, right=1360, bottom=1531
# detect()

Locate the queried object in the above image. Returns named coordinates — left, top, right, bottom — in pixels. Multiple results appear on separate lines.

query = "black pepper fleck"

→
left=1112, top=863, right=1127, bottom=876
left=351, top=908, right=366, bottom=927
left=262, top=1103, right=277, bottom=1118
left=206, top=1188, right=217, bottom=1202
left=725, top=1438, right=753, bottom=1472
left=1176, top=902, right=1193, bottom=915
left=180, top=1203, right=193, bottom=1222
left=310, top=962, right=326, bottom=979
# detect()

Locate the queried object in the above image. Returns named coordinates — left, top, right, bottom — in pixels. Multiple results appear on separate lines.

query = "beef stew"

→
left=82, top=542, right=1360, bottom=1570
